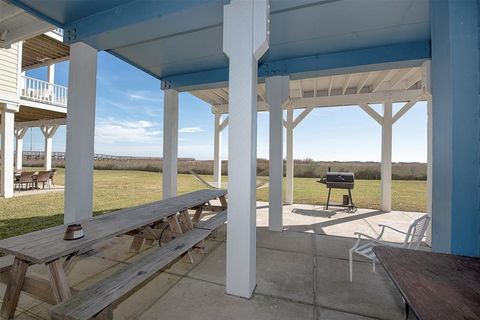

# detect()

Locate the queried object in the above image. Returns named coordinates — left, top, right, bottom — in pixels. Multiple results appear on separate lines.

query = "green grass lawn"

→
left=0, top=168, right=426, bottom=239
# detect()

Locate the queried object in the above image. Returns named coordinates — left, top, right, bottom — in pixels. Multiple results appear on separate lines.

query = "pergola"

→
left=8, top=0, right=479, bottom=299
left=190, top=65, right=431, bottom=214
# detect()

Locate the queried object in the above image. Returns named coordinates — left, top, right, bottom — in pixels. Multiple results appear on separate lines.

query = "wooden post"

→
left=47, top=259, right=72, bottom=303
left=129, top=236, right=145, bottom=253
left=219, top=195, right=228, bottom=209
left=167, top=215, right=194, bottom=263
left=192, top=206, right=203, bottom=224
left=0, top=258, right=29, bottom=319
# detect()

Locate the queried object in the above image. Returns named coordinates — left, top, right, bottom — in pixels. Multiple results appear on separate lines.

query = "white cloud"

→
left=95, top=118, right=161, bottom=144
left=179, top=126, right=204, bottom=133
left=128, top=91, right=163, bottom=103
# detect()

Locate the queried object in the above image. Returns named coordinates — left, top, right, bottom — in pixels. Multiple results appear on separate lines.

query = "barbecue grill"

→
left=318, top=171, right=357, bottom=213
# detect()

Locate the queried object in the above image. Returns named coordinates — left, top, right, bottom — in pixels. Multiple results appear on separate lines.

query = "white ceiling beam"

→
left=191, top=91, right=217, bottom=105
left=22, top=56, right=70, bottom=72
left=371, top=70, right=393, bottom=92
left=328, top=76, right=334, bottom=96
left=359, top=103, right=383, bottom=125
left=212, top=88, right=229, bottom=102
left=389, top=68, right=415, bottom=89
left=288, top=89, right=426, bottom=108
left=202, top=90, right=226, bottom=105
left=212, top=89, right=427, bottom=114
left=257, top=85, right=266, bottom=102
left=403, top=70, right=422, bottom=89
left=392, top=100, right=417, bottom=123
left=356, top=72, right=370, bottom=94
left=342, top=74, right=352, bottom=95
left=15, top=118, right=66, bottom=128
left=293, top=107, right=314, bottom=128
left=297, top=80, right=304, bottom=98
left=421, top=60, right=432, bottom=99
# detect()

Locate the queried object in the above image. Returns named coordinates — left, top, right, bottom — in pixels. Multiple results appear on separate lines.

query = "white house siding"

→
left=0, top=43, right=20, bottom=101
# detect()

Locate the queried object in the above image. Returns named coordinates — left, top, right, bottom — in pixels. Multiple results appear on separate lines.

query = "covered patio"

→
left=1, top=0, right=479, bottom=319
left=0, top=202, right=426, bottom=320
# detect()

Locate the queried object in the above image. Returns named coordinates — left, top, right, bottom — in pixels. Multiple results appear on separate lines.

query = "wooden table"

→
left=0, top=189, right=227, bottom=319
left=373, top=246, right=480, bottom=320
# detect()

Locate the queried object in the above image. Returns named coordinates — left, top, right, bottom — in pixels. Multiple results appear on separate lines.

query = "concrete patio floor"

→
left=0, top=203, right=427, bottom=320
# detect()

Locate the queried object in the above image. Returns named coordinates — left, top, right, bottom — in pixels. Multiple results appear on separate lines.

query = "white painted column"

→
left=424, top=60, right=432, bottom=246
left=285, top=107, right=294, bottom=205
left=41, top=125, right=59, bottom=171
left=47, top=64, right=55, bottom=100
left=1, top=104, right=19, bottom=198
left=266, top=76, right=289, bottom=231
left=223, top=0, right=269, bottom=298
left=426, top=99, right=433, bottom=244
left=64, top=42, right=97, bottom=223
left=381, top=101, right=393, bottom=212
left=44, top=135, right=52, bottom=170
left=162, top=89, right=178, bottom=199
left=14, top=127, right=27, bottom=171
left=213, top=113, right=222, bottom=188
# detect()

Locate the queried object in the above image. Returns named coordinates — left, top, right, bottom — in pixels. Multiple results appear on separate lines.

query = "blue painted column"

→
left=430, top=0, right=480, bottom=256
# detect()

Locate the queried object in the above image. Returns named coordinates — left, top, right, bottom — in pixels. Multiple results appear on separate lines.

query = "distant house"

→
left=0, top=3, right=69, bottom=197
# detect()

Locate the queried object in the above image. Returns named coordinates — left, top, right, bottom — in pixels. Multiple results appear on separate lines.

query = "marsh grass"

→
left=0, top=168, right=425, bottom=239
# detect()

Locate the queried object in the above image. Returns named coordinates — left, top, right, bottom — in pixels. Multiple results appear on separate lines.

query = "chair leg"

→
left=372, top=259, right=376, bottom=272
left=349, top=249, right=353, bottom=282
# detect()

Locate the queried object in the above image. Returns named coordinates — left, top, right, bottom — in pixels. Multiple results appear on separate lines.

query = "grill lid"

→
left=326, top=172, right=354, bottom=183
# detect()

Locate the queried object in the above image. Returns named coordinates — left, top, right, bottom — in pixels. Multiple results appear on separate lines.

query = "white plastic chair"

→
left=349, top=214, right=430, bottom=282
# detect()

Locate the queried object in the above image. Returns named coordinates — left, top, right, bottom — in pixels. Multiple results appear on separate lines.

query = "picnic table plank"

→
left=49, top=228, right=211, bottom=320
left=373, top=246, right=480, bottom=320
left=0, top=256, right=15, bottom=273
left=195, top=210, right=227, bottom=230
left=0, top=189, right=226, bottom=264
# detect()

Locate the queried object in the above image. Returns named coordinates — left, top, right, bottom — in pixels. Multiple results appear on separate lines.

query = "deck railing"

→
left=20, top=76, right=68, bottom=107
left=52, top=28, right=64, bottom=36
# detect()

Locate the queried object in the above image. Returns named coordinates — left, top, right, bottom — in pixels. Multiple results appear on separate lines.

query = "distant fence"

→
left=20, top=152, right=426, bottom=180
left=22, top=151, right=194, bottom=162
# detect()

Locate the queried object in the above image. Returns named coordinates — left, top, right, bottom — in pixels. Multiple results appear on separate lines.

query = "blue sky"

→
left=26, top=52, right=427, bottom=162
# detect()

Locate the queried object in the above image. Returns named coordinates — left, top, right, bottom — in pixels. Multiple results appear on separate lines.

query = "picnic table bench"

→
left=0, top=189, right=227, bottom=319
left=49, top=211, right=227, bottom=320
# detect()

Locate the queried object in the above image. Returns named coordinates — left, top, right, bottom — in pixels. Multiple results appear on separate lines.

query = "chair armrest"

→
left=351, top=232, right=383, bottom=252
left=371, top=240, right=405, bottom=249
left=378, top=224, right=408, bottom=235
left=353, top=232, right=380, bottom=241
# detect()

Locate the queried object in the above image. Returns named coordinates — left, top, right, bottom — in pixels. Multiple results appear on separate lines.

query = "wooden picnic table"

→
left=373, top=246, right=480, bottom=320
left=0, top=189, right=227, bottom=319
